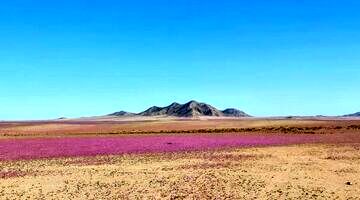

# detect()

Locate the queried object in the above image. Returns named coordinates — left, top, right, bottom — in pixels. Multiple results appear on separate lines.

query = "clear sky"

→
left=1, top=0, right=360, bottom=120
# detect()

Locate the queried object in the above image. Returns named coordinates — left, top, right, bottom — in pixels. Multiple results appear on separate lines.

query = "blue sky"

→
left=1, top=0, right=360, bottom=120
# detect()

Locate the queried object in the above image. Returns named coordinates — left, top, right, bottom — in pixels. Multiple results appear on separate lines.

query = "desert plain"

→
left=1, top=117, right=360, bottom=199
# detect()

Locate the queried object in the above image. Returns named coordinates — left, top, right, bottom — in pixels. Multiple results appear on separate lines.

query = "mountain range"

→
left=343, top=112, right=360, bottom=117
left=109, top=100, right=250, bottom=118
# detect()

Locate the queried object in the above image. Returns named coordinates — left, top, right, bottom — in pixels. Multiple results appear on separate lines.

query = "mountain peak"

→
left=169, top=102, right=181, bottom=106
left=109, top=111, right=135, bottom=116
left=183, top=100, right=201, bottom=108
left=187, top=100, right=199, bottom=104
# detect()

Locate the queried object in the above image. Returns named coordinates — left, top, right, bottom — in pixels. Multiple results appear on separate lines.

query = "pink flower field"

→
left=0, top=133, right=347, bottom=161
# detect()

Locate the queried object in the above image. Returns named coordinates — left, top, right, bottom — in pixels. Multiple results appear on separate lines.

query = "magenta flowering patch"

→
left=0, top=133, right=351, bottom=161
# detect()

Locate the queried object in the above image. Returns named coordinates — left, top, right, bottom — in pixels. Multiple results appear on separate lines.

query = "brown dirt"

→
left=1, top=144, right=359, bottom=199
left=1, top=118, right=360, bottom=138
left=1, top=118, right=360, bottom=199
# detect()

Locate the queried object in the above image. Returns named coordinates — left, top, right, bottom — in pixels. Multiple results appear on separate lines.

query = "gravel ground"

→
left=1, top=144, right=360, bottom=199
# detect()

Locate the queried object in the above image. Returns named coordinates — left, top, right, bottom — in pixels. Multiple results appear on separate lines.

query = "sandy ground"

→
left=1, top=118, right=360, bottom=137
left=1, top=118, right=360, bottom=199
left=1, top=144, right=360, bottom=199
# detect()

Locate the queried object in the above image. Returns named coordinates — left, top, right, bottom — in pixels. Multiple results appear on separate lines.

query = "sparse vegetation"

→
left=0, top=119, right=360, bottom=199
left=1, top=145, right=360, bottom=199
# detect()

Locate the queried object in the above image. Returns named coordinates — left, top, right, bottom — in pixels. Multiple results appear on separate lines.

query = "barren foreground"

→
left=1, top=144, right=359, bottom=199
left=1, top=118, right=360, bottom=199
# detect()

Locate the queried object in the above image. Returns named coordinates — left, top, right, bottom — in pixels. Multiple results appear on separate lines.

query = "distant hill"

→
left=222, top=108, right=250, bottom=117
left=343, top=112, right=360, bottom=117
left=109, top=100, right=251, bottom=118
left=109, top=111, right=136, bottom=117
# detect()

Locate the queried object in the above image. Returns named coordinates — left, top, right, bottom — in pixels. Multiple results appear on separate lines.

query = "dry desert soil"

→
left=1, top=118, right=360, bottom=199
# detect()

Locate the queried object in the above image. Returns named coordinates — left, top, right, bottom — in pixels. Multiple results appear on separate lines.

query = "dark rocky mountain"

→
left=110, top=100, right=250, bottom=117
left=139, top=102, right=183, bottom=116
left=109, top=111, right=135, bottom=116
left=159, top=100, right=223, bottom=117
left=343, top=112, right=360, bottom=117
left=222, top=108, right=251, bottom=117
